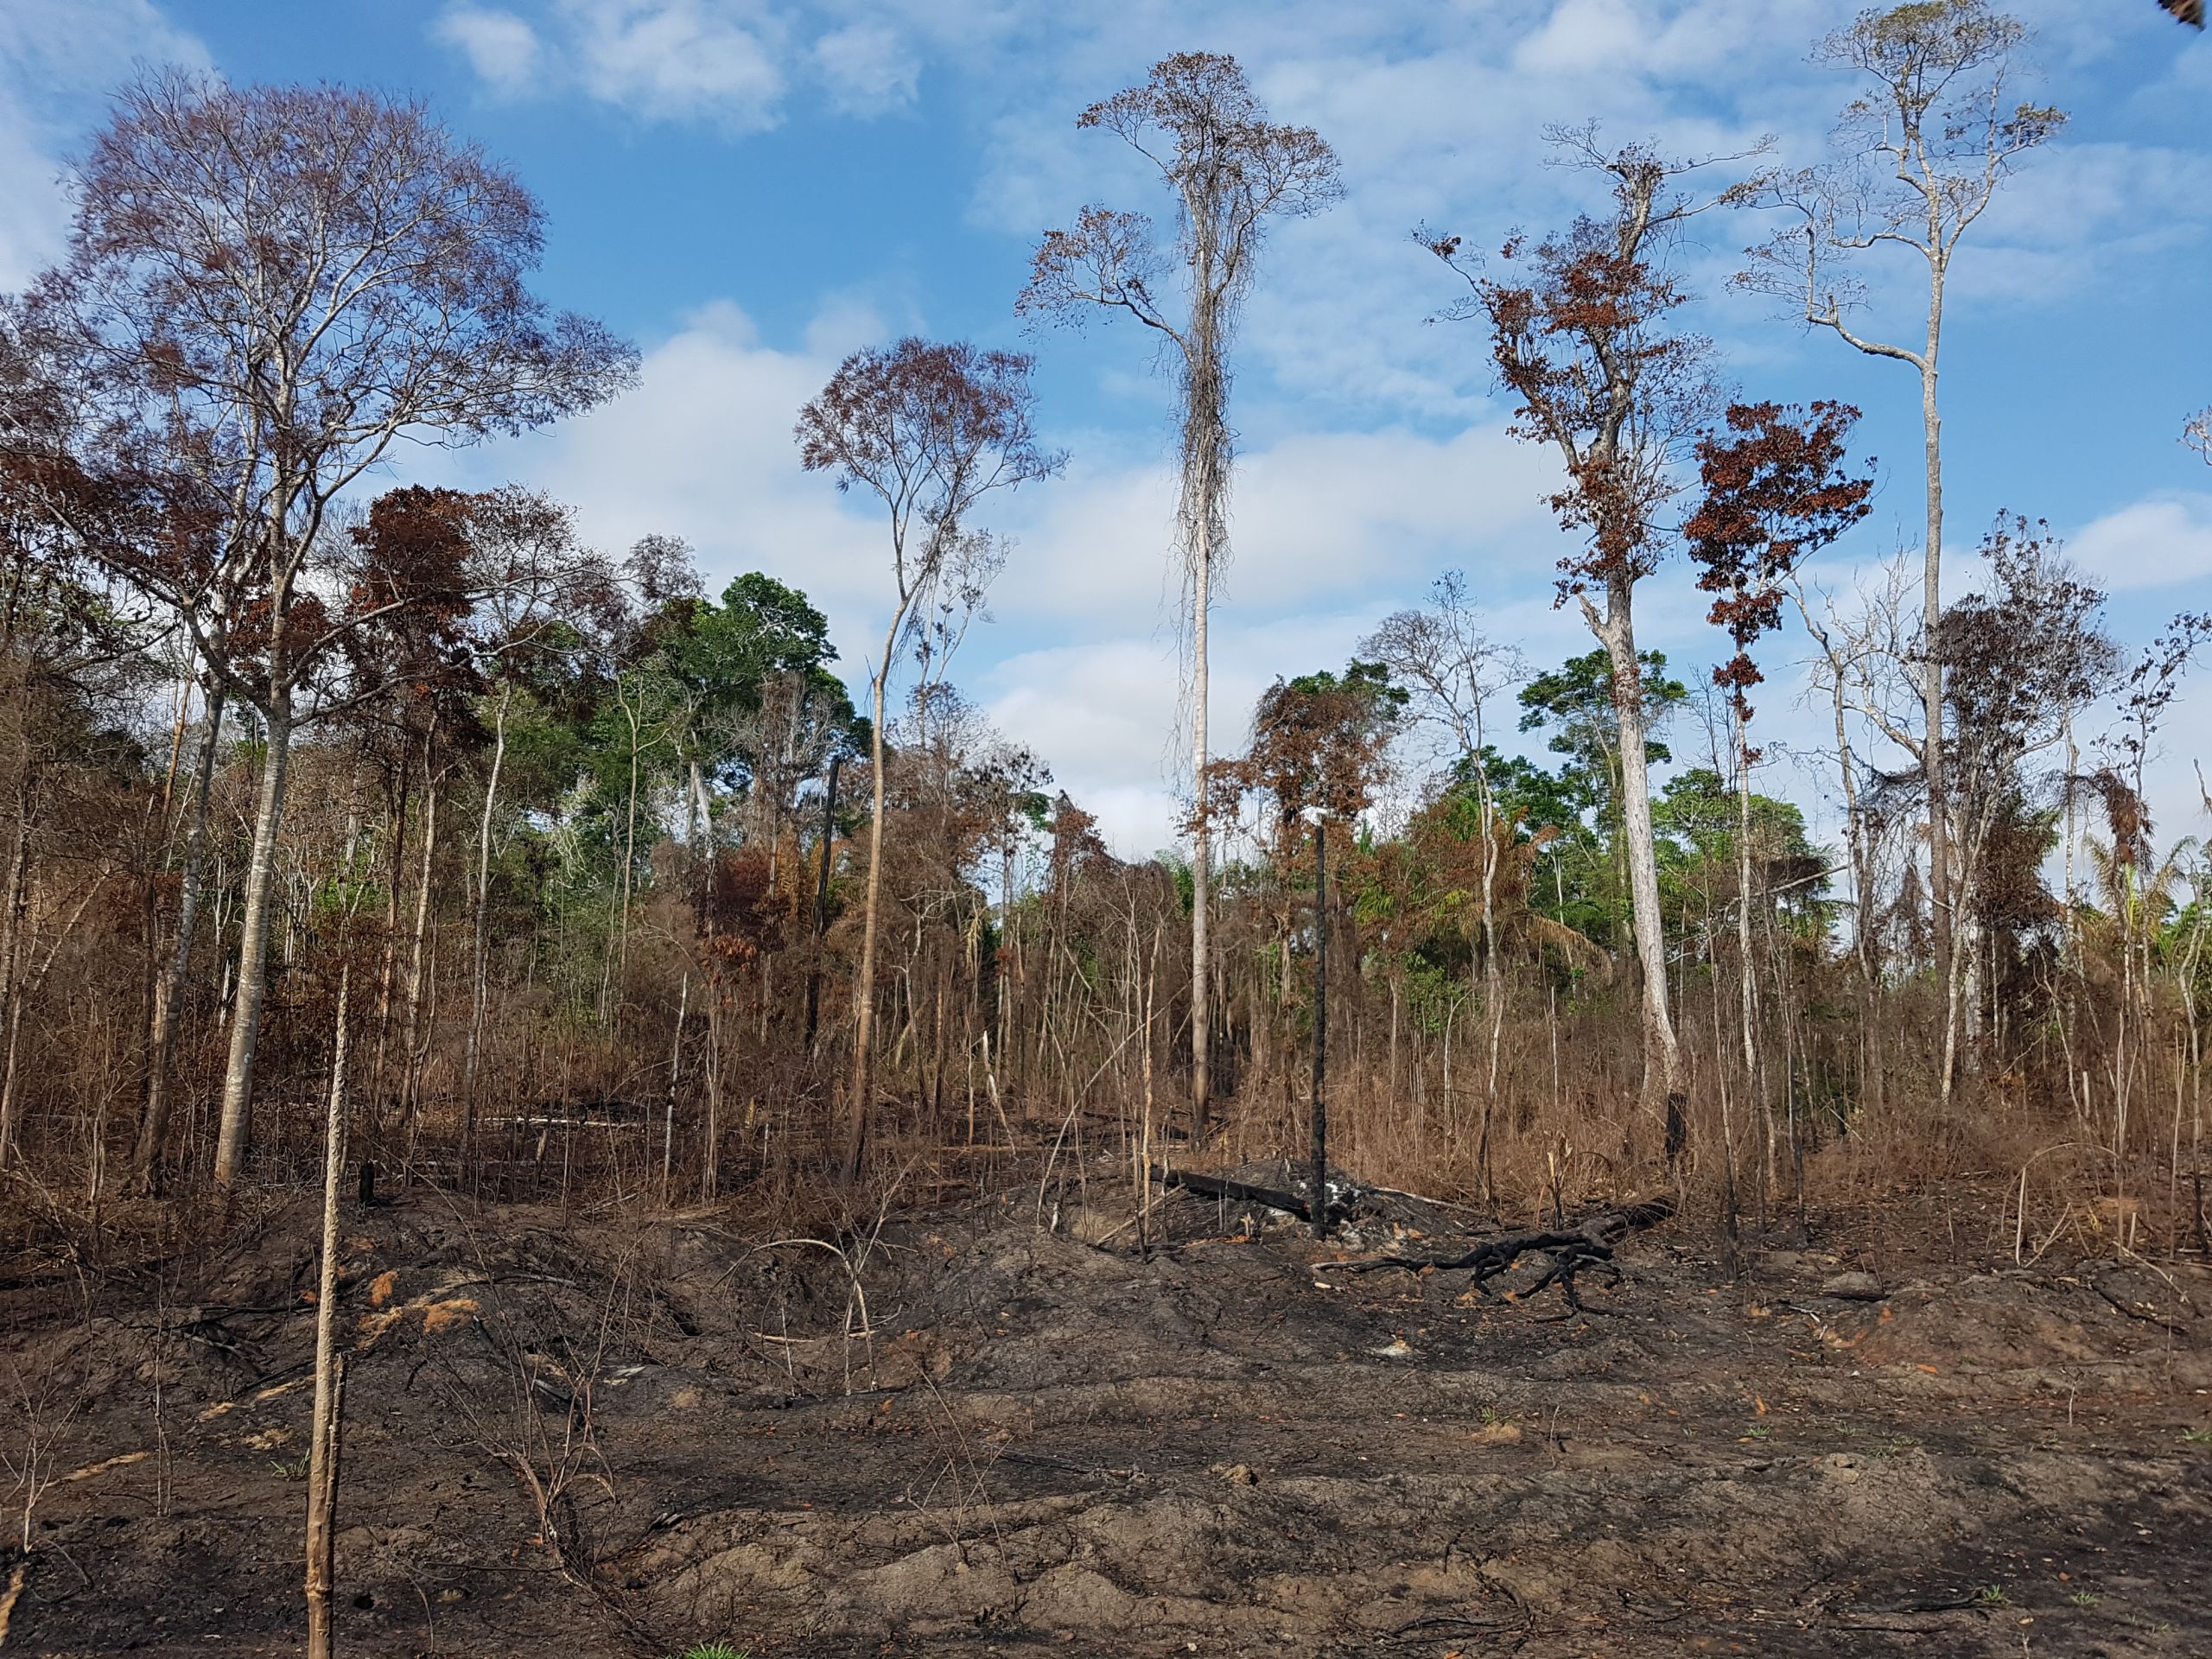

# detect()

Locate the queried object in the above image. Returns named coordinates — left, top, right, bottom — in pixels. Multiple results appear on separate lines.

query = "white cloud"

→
left=0, top=0, right=209, bottom=290
left=417, top=297, right=894, bottom=664
left=813, top=22, right=919, bottom=115
left=403, top=281, right=1597, bottom=854
left=2069, top=493, right=2212, bottom=593
left=1514, top=0, right=1646, bottom=77
left=432, top=6, right=545, bottom=93
left=569, top=0, right=786, bottom=126
left=429, top=0, right=790, bottom=128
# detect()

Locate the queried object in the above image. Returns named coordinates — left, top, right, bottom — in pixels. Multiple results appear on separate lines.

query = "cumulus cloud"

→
left=429, top=0, right=788, bottom=128
left=425, top=299, right=891, bottom=638
left=813, top=22, right=919, bottom=116
left=404, top=289, right=1604, bottom=854
left=2069, top=494, right=2212, bottom=593
left=570, top=0, right=786, bottom=126
left=0, top=0, right=209, bottom=289
left=432, top=6, right=545, bottom=93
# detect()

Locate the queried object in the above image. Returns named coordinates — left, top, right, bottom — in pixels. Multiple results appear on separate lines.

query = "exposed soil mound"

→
left=3, top=1166, right=2208, bottom=1656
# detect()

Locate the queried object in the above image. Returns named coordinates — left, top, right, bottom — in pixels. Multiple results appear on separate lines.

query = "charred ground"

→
left=3, top=1169, right=2208, bottom=1658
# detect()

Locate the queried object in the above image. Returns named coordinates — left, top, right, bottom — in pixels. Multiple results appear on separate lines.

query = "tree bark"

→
left=1589, top=582, right=1684, bottom=1152
left=398, top=747, right=442, bottom=1133
left=213, top=692, right=294, bottom=1192
left=803, top=757, right=841, bottom=1053
left=1918, top=340, right=1953, bottom=1098
left=303, top=965, right=350, bottom=1659
left=0, top=783, right=29, bottom=1168
left=461, top=683, right=510, bottom=1137
left=842, top=616, right=906, bottom=1182
left=1190, top=516, right=1212, bottom=1141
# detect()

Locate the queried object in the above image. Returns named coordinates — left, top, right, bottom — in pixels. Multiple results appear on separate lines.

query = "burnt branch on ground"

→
left=1315, top=1199, right=1675, bottom=1309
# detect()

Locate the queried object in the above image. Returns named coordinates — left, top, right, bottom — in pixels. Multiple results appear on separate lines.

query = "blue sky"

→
left=3, top=0, right=2209, bottom=855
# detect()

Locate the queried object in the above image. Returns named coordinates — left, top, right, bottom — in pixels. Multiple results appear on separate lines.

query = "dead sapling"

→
left=432, top=1258, right=635, bottom=1592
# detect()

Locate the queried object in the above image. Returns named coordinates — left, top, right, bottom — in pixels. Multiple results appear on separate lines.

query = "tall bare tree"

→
left=30, top=73, right=633, bottom=1191
left=1737, top=0, right=2063, bottom=1033
left=1428, top=131, right=1731, bottom=1154
left=797, top=339, right=1057, bottom=1181
left=1363, top=574, right=1523, bottom=1195
left=1018, top=51, right=1340, bottom=1138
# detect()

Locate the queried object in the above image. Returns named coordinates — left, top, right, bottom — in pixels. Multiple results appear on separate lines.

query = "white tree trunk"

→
left=214, top=693, right=295, bottom=1191
left=1190, top=518, right=1212, bottom=1137
left=1587, top=585, right=1683, bottom=1142
left=135, top=686, right=226, bottom=1190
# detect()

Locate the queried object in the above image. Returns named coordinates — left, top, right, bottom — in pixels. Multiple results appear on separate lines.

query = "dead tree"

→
left=30, top=73, right=633, bottom=1191
left=1737, top=1, right=2063, bottom=1073
left=1685, top=402, right=1872, bottom=1201
left=1317, top=1199, right=1675, bottom=1310
left=1363, top=575, right=1526, bottom=1198
left=1428, top=129, right=1743, bottom=1153
left=304, top=966, right=351, bottom=1659
left=797, top=340, right=1058, bottom=1182
left=1020, top=52, right=1340, bottom=1139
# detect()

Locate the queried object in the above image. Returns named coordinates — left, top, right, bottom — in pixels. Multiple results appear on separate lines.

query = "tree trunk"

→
left=1309, top=823, right=1329, bottom=1240
left=1737, top=708, right=1758, bottom=1101
left=1590, top=583, right=1684, bottom=1153
left=842, top=617, right=906, bottom=1182
left=803, top=757, right=841, bottom=1053
left=133, top=685, right=226, bottom=1192
left=1919, top=334, right=1954, bottom=1103
left=663, top=972, right=687, bottom=1203
left=1477, top=752, right=1503, bottom=1200
left=1189, top=515, right=1213, bottom=1142
left=303, top=965, right=350, bottom=1659
left=0, top=784, right=29, bottom=1168
left=213, top=692, right=295, bottom=1192
left=462, top=683, right=511, bottom=1137
left=398, top=755, right=441, bottom=1134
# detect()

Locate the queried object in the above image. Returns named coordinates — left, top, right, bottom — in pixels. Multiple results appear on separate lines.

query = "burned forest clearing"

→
left=5, top=2, right=2212, bottom=1655
left=3, top=1166, right=2207, bottom=1658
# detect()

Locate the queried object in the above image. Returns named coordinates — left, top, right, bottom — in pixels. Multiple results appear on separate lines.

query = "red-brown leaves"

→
left=1435, top=147, right=1718, bottom=596
left=795, top=339, right=1058, bottom=596
left=1685, top=400, right=1872, bottom=723
left=1210, top=664, right=1407, bottom=857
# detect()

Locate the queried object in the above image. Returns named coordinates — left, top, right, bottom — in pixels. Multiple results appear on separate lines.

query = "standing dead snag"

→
left=797, top=340, right=1058, bottom=1183
left=1363, top=578, right=1525, bottom=1199
left=1019, top=52, right=1340, bottom=1141
left=1735, top=2, right=2063, bottom=1090
left=305, top=965, right=351, bottom=1659
left=1427, top=130, right=1742, bottom=1155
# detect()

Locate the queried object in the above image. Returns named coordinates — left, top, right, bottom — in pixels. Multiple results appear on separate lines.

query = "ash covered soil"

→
left=6, top=1165, right=2209, bottom=1658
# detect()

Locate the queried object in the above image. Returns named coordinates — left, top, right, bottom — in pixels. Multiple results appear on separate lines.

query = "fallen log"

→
left=1157, top=1166, right=1349, bottom=1226
left=1314, top=1198, right=1673, bottom=1309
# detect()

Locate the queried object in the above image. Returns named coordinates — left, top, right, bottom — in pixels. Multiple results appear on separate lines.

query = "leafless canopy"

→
left=1017, top=51, right=1340, bottom=586
left=795, top=338, right=1059, bottom=626
left=1735, top=1, right=2064, bottom=351
left=1362, top=571, right=1525, bottom=769
left=26, top=70, right=638, bottom=708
